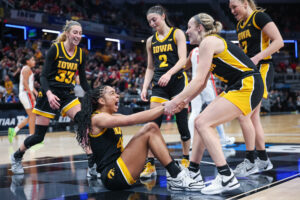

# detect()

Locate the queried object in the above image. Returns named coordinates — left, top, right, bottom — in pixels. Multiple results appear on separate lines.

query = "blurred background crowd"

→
left=0, top=0, right=299, bottom=114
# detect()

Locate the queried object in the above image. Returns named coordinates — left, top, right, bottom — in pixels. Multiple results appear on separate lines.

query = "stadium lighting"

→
left=105, top=38, right=121, bottom=51
left=42, top=29, right=60, bottom=34
left=284, top=40, right=298, bottom=58
left=5, top=24, right=27, bottom=40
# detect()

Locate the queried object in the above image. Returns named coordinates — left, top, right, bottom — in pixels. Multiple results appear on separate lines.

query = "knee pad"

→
left=24, top=125, right=48, bottom=148
left=153, top=115, right=163, bottom=128
left=175, top=108, right=190, bottom=142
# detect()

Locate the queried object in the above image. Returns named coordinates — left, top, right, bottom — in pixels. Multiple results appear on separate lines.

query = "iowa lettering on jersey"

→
left=238, top=29, right=252, bottom=41
left=153, top=44, right=173, bottom=54
left=57, top=60, right=78, bottom=71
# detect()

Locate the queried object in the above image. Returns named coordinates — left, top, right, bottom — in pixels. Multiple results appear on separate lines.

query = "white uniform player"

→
left=8, top=55, right=37, bottom=143
left=187, top=47, right=235, bottom=146
left=19, top=65, right=35, bottom=109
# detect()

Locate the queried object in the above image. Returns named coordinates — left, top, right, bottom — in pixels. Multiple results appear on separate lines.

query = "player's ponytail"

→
left=76, top=85, right=107, bottom=147
left=193, top=13, right=223, bottom=37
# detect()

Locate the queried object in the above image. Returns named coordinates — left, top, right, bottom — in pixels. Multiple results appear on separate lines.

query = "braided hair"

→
left=76, top=85, right=107, bottom=148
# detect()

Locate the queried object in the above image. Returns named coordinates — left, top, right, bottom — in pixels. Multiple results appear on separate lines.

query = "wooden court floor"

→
left=0, top=113, right=299, bottom=199
left=0, top=113, right=299, bottom=165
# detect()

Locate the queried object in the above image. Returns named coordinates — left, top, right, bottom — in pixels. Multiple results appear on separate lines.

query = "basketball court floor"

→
left=0, top=113, right=299, bottom=199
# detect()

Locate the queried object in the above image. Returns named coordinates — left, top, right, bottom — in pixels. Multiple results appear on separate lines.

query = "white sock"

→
left=216, top=124, right=226, bottom=140
left=14, top=127, right=20, bottom=133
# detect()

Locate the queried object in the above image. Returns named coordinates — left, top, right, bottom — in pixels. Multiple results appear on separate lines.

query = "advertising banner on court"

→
left=0, top=109, right=72, bottom=135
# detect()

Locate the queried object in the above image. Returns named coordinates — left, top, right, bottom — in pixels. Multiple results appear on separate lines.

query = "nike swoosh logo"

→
left=152, top=42, right=157, bottom=45
left=193, top=173, right=201, bottom=179
left=221, top=176, right=234, bottom=187
left=246, top=166, right=254, bottom=172
left=264, top=163, right=269, bottom=170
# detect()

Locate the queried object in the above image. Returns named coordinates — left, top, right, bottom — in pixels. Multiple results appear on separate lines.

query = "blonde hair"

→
left=192, top=13, right=223, bottom=37
left=53, top=20, right=82, bottom=43
left=239, top=0, right=265, bottom=11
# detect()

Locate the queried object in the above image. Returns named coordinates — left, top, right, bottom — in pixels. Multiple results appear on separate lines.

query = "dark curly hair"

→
left=76, top=85, right=107, bottom=148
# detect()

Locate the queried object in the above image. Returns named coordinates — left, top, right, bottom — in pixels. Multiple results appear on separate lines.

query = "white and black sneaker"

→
left=201, top=171, right=240, bottom=195
left=11, top=155, right=24, bottom=174
left=255, top=158, right=273, bottom=172
left=189, top=169, right=204, bottom=186
left=87, top=163, right=98, bottom=178
left=167, top=168, right=204, bottom=191
left=233, top=159, right=259, bottom=177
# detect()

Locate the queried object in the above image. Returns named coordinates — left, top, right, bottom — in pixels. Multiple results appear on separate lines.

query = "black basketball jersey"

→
left=210, top=34, right=258, bottom=86
left=47, top=42, right=84, bottom=88
left=151, top=27, right=182, bottom=83
left=236, top=10, right=272, bottom=59
left=89, top=113, right=123, bottom=172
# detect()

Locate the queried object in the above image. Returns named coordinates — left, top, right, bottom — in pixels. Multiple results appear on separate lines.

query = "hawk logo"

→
left=38, top=91, right=43, bottom=97
left=107, top=168, right=115, bottom=179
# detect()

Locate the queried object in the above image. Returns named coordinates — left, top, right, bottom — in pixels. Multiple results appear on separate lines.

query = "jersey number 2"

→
left=159, top=54, right=168, bottom=68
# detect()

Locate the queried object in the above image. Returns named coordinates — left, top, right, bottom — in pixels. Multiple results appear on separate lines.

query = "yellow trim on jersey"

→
left=212, top=34, right=228, bottom=56
left=173, top=28, right=178, bottom=45
left=239, top=10, right=257, bottom=29
left=89, top=128, right=108, bottom=138
left=213, top=35, right=253, bottom=72
left=61, top=98, right=80, bottom=117
left=150, top=96, right=168, bottom=103
left=117, top=157, right=136, bottom=185
left=183, top=71, right=188, bottom=86
left=79, top=48, right=82, bottom=64
left=260, top=63, right=270, bottom=99
left=54, top=43, right=59, bottom=60
left=156, top=27, right=174, bottom=43
left=61, top=42, right=78, bottom=60
left=32, top=108, right=55, bottom=119
left=252, top=11, right=261, bottom=30
left=220, top=75, right=255, bottom=115
left=261, top=32, right=271, bottom=59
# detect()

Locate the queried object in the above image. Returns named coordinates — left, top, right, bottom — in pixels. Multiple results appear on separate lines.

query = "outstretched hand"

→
left=163, top=100, right=182, bottom=115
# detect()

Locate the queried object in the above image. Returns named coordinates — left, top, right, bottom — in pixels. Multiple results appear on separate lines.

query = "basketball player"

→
left=164, top=13, right=265, bottom=194
left=10, top=20, right=94, bottom=176
left=229, top=0, right=283, bottom=177
left=185, top=47, right=235, bottom=147
left=75, top=85, right=204, bottom=191
left=140, top=5, right=191, bottom=179
left=8, top=55, right=37, bottom=143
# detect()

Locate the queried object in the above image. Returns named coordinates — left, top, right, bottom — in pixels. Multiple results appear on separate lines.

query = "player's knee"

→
left=176, top=108, right=190, bottom=141
left=24, top=134, right=44, bottom=148
left=194, top=116, right=208, bottom=133
left=144, top=122, right=160, bottom=135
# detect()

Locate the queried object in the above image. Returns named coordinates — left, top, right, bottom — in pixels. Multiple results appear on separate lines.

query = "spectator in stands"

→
left=4, top=75, right=13, bottom=95
left=0, top=91, right=5, bottom=103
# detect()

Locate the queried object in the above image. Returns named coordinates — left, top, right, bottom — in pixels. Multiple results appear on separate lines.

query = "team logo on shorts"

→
left=107, top=168, right=115, bottom=179
left=38, top=91, right=43, bottom=97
